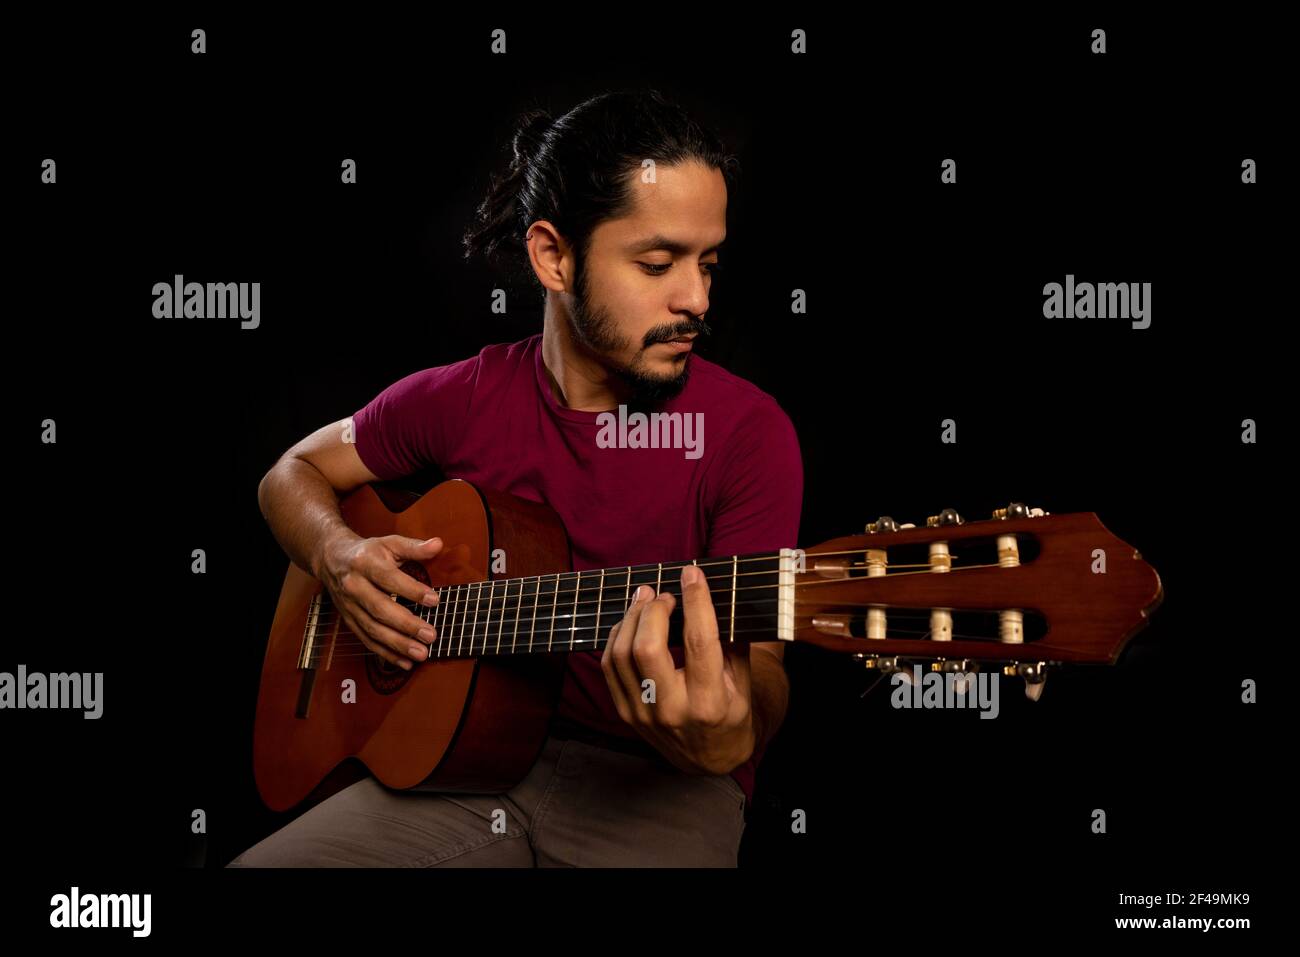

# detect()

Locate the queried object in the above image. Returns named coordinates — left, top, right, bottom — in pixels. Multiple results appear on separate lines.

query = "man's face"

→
left=566, top=160, right=727, bottom=405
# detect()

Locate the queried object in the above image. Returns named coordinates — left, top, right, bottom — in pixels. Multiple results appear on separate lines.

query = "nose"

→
left=671, top=268, right=711, bottom=321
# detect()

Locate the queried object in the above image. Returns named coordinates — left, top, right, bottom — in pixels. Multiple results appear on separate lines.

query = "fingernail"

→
left=418, top=628, right=435, bottom=643
left=635, top=585, right=651, bottom=602
left=422, top=591, right=439, bottom=606
left=409, top=644, right=426, bottom=659
left=682, top=564, right=701, bottom=585
left=399, top=659, right=413, bottom=671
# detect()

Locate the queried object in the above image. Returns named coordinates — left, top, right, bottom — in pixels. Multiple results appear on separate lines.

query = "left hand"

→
left=600, top=563, right=755, bottom=775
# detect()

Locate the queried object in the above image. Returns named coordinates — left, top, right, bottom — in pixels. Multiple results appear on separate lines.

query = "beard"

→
left=567, top=253, right=709, bottom=409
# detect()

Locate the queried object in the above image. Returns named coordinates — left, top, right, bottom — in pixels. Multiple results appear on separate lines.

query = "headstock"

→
left=791, top=503, right=1163, bottom=699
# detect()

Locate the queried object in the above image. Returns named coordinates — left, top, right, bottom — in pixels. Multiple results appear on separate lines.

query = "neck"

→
left=306, top=551, right=795, bottom=664
left=540, top=310, right=631, bottom=412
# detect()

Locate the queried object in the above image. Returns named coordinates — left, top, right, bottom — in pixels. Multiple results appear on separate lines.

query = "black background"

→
left=8, top=10, right=1283, bottom=941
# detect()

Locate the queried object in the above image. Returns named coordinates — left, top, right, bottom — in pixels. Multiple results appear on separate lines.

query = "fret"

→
left=548, top=573, right=560, bottom=652
left=471, top=581, right=484, bottom=655
left=472, top=580, right=484, bottom=655
left=464, top=585, right=473, bottom=652
left=511, top=579, right=521, bottom=654
left=594, top=569, right=605, bottom=651
left=431, top=585, right=443, bottom=657
left=530, top=576, right=541, bottom=653
left=623, top=565, right=631, bottom=612
left=494, top=579, right=507, bottom=655
left=483, top=579, right=496, bottom=655
left=570, top=571, right=581, bottom=649
left=444, top=584, right=460, bottom=658
left=458, top=583, right=470, bottom=656
left=729, top=554, right=738, bottom=644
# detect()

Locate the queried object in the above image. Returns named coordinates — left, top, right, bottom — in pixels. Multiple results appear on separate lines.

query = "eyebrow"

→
left=625, top=234, right=726, bottom=256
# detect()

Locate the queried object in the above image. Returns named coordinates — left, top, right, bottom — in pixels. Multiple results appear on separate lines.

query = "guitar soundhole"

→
left=365, top=560, right=431, bottom=695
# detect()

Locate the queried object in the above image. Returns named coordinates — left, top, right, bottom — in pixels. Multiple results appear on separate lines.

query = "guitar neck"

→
left=320, top=552, right=793, bottom=660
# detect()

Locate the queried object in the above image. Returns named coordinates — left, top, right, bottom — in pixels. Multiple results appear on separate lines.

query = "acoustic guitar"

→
left=252, top=478, right=1163, bottom=811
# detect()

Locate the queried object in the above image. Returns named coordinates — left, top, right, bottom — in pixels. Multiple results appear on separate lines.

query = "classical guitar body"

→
left=253, top=479, right=571, bottom=813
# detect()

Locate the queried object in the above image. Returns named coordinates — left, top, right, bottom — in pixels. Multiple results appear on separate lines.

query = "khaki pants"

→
left=226, top=731, right=747, bottom=867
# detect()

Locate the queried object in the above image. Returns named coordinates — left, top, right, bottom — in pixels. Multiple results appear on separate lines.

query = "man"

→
left=229, top=90, right=802, bottom=867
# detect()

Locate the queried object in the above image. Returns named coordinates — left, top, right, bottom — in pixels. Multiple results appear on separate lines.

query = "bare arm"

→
left=257, top=418, right=381, bottom=578
left=747, top=642, right=790, bottom=753
left=258, top=418, right=444, bottom=670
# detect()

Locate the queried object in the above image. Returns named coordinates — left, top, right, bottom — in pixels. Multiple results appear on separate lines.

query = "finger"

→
left=608, top=585, right=654, bottom=711
left=353, top=583, right=434, bottom=660
left=629, top=589, right=682, bottom=712
left=600, top=620, right=635, bottom=723
left=380, top=536, right=443, bottom=606
left=385, top=534, right=445, bottom=560
left=373, top=562, right=441, bottom=608
left=679, top=564, right=724, bottom=701
left=339, top=607, right=413, bottom=670
left=356, top=607, right=430, bottom=662
left=356, top=574, right=437, bottom=643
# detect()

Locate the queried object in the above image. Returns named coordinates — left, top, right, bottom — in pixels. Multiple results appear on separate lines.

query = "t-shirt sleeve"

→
left=350, top=356, right=480, bottom=481
left=704, top=395, right=804, bottom=559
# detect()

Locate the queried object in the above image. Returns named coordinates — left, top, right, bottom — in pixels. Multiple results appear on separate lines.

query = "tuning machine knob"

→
left=993, top=502, right=1051, bottom=519
left=926, top=508, right=964, bottom=527
left=859, top=655, right=910, bottom=678
left=866, top=516, right=918, bottom=533
left=1002, top=661, right=1049, bottom=700
left=931, top=657, right=977, bottom=692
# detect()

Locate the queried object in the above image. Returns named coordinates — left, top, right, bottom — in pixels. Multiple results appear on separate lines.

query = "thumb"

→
left=387, top=535, right=443, bottom=559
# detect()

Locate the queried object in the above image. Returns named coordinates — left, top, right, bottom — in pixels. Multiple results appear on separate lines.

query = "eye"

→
left=637, top=262, right=722, bottom=276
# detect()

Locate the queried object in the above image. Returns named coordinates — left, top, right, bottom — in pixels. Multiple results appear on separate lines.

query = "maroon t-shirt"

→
left=351, top=334, right=803, bottom=803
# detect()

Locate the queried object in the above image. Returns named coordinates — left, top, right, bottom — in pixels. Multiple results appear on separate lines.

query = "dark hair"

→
left=462, top=89, right=739, bottom=289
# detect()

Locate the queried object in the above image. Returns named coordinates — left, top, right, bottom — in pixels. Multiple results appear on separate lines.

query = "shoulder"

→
left=685, top=354, right=799, bottom=441
left=381, top=335, right=536, bottom=397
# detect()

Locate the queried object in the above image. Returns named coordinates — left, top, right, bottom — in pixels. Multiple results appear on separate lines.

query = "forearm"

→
left=748, top=644, right=790, bottom=753
left=257, top=456, right=361, bottom=578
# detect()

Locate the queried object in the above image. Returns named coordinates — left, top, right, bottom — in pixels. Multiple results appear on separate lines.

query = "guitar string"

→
left=307, top=609, right=1018, bottom=663
left=302, top=560, right=1021, bottom=663
left=306, top=560, right=1009, bottom=630
left=308, top=621, right=1011, bottom=661
left=307, top=588, right=1014, bottom=654
left=305, top=545, right=1009, bottom=627
left=305, top=563, right=1012, bottom=654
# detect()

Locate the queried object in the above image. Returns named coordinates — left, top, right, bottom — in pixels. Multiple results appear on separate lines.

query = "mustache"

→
left=642, top=316, right=711, bottom=348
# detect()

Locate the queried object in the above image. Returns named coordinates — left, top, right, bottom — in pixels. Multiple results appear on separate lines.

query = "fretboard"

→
left=392, top=552, right=793, bottom=658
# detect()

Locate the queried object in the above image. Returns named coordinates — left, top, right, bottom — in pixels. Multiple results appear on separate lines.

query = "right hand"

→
left=317, top=533, right=445, bottom=670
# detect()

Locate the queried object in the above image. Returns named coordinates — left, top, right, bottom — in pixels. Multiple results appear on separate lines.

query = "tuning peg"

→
left=926, top=508, right=964, bottom=527
left=860, top=655, right=911, bottom=679
left=992, top=503, right=1051, bottom=520
left=1003, top=661, right=1048, bottom=700
left=866, top=516, right=898, bottom=533
left=931, top=658, right=977, bottom=694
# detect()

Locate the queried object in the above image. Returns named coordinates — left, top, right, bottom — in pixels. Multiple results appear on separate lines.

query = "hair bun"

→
left=510, top=109, right=553, bottom=170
